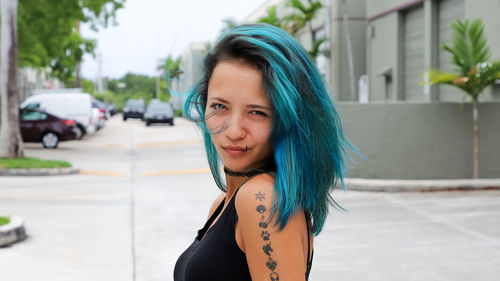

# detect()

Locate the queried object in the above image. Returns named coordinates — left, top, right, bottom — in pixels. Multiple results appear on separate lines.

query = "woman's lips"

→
left=223, top=145, right=248, bottom=156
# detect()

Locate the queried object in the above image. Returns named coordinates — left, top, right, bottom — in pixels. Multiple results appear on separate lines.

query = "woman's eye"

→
left=250, top=110, right=268, bottom=117
left=210, top=103, right=226, bottom=110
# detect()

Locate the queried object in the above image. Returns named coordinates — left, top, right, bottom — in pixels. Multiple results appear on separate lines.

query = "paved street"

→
left=1, top=114, right=499, bottom=281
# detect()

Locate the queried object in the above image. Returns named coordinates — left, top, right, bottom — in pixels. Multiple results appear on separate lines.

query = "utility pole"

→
left=341, top=0, right=356, bottom=101
left=0, top=0, right=24, bottom=158
left=97, top=51, right=103, bottom=93
left=74, top=19, right=82, bottom=88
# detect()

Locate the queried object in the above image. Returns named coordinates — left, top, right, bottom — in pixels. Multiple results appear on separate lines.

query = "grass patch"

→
left=0, top=157, right=71, bottom=169
left=0, top=216, right=10, bottom=226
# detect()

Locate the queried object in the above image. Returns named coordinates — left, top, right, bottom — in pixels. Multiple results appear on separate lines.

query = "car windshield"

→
left=147, top=103, right=172, bottom=114
left=125, top=100, right=144, bottom=110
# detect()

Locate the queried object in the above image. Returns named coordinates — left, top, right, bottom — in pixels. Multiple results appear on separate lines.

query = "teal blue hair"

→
left=184, top=24, right=353, bottom=235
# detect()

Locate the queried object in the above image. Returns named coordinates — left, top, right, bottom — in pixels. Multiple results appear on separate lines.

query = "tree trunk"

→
left=472, top=99, right=479, bottom=179
left=74, top=19, right=81, bottom=88
left=341, top=0, right=356, bottom=101
left=0, top=0, right=23, bottom=158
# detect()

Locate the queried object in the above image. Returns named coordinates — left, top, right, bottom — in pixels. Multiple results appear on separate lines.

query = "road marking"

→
left=79, top=170, right=124, bottom=177
left=135, top=139, right=201, bottom=148
left=140, top=168, right=210, bottom=177
left=102, top=143, right=126, bottom=148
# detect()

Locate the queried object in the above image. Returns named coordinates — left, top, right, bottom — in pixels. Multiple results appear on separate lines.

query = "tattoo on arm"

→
left=255, top=191, right=266, bottom=202
left=255, top=191, right=280, bottom=281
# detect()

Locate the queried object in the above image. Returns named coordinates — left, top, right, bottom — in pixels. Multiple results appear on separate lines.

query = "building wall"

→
left=366, top=0, right=417, bottom=16
left=338, top=102, right=500, bottom=179
left=366, top=0, right=500, bottom=103
left=19, top=67, right=64, bottom=102
left=366, top=13, right=401, bottom=101
left=170, top=42, right=208, bottom=111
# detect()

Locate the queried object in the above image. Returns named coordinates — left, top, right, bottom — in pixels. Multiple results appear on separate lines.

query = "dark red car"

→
left=19, top=109, right=78, bottom=149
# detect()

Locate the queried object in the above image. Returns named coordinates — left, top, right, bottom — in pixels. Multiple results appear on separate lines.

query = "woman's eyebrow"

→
left=210, top=97, right=230, bottom=104
left=247, top=104, right=273, bottom=111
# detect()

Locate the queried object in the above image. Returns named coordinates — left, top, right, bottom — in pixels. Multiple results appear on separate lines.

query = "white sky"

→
left=81, top=0, right=266, bottom=80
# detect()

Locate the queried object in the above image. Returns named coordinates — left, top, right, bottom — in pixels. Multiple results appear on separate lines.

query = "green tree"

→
left=257, top=0, right=326, bottom=59
left=424, top=19, right=500, bottom=178
left=0, top=0, right=125, bottom=159
left=18, top=0, right=125, bottom=84
left=157, top=55, right=182, bottom=101
left=282, top=0, right=322, bottom=36
left=107, top=72, right=157, bottom=106
left=257, top=6, right=282, bottom=28
left=157, top=55, right=182, bottom=80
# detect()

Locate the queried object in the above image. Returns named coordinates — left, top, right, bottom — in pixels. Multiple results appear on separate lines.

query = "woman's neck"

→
left=225, top=176, right=249, bottom=202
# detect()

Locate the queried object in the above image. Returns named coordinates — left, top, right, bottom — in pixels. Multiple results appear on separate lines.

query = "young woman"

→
left=173, top=24, right=351, bottom=281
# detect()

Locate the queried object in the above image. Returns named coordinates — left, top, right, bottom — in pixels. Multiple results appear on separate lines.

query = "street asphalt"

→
left=0, top=115, right=499, bottom=281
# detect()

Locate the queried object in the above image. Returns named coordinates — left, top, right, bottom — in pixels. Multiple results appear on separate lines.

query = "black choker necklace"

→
left=223, top=167, right=263, bottom=177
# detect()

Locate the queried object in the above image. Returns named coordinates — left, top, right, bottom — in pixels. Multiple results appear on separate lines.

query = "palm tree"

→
left=259, top=0, right=326, bottom=60
left=157, top=55, right=183, bottom=80
left=257, top=5, right=282, bottom=28
left=425, top=19, right=500, bottom=178
left=281, top=0, right=322, bottom=37
left=157, top=55, right=182, bottom=100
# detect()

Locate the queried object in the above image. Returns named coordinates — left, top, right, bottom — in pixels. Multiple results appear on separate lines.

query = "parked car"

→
left=19, top=108, right=78, bottom=148
left=104, top=102, right=118, bottom=116
left=91, top=99, right=108, bottom=130
left=143, top=102, right=174, bottom=126
left=20, top=92, right=95, bottom=138
left=123, top=99, right=145, bottom=121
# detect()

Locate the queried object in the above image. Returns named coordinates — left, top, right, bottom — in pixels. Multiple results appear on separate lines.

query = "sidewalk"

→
left=345, top=178, right=500, bottom=192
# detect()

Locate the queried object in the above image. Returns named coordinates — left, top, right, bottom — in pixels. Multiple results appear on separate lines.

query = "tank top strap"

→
left=196, top=198, right=225, bottom=240
left=305, top=211, right=314, bottom=280
left=305, top=211, right=312, bottom=265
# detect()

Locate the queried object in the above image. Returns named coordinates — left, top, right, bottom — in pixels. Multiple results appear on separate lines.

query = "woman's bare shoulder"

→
left=207, top=193, right=225, bottom=219
left=235, top=173, right=275, bottom=210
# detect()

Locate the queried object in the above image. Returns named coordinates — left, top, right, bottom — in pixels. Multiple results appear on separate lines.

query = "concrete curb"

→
left=345, top=178, right=500, bottom=192
left=0, top=216, right=27, bottom=247
left=0, top=168, right=79, bottom=176
left=0, top=167, right=79, bottom=176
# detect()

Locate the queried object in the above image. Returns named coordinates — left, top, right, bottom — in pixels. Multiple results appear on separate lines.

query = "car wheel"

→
left=74, top=126, right=83, bottom=140
left=42, top=132, right=59, bottom=149
left=170, top=120, right=174, bottom=126
left=123, top=116, right=127, bottom=121
left=146, top=121, right=150, bottom=126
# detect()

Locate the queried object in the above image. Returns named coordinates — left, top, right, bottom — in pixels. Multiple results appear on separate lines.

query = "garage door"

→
left=438, top=0, right=465, bottom=102
left=403, top=5, right=425, bottom=101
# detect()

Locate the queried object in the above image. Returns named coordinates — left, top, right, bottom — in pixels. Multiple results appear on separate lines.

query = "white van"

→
left=21, top=92, right=96, bottom=137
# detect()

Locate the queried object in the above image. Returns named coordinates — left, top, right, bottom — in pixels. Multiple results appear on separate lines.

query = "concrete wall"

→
left=338, top=102, right=500, bottom=179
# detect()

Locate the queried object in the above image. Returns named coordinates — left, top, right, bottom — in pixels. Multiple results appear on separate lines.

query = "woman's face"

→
left=205, top=60, right=273, bottom=172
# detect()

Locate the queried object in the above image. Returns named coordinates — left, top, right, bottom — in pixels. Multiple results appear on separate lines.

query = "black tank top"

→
left=173, top=185, right=313, bottom=281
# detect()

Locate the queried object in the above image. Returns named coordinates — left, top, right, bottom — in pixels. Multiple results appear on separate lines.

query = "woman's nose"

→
left=225, top=114, right=246, bottom=140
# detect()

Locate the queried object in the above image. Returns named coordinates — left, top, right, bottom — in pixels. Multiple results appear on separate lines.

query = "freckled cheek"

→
left=205, top=112, right=226, bottom=129
left=255, top=124, right=273, bottom=152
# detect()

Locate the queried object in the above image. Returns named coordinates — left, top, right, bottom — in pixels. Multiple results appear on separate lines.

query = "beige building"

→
left=170, top=42, right=209, bottom=111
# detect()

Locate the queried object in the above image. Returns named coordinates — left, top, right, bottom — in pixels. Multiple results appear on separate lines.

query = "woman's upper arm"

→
left=236, top=174, right=307, bottom=281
